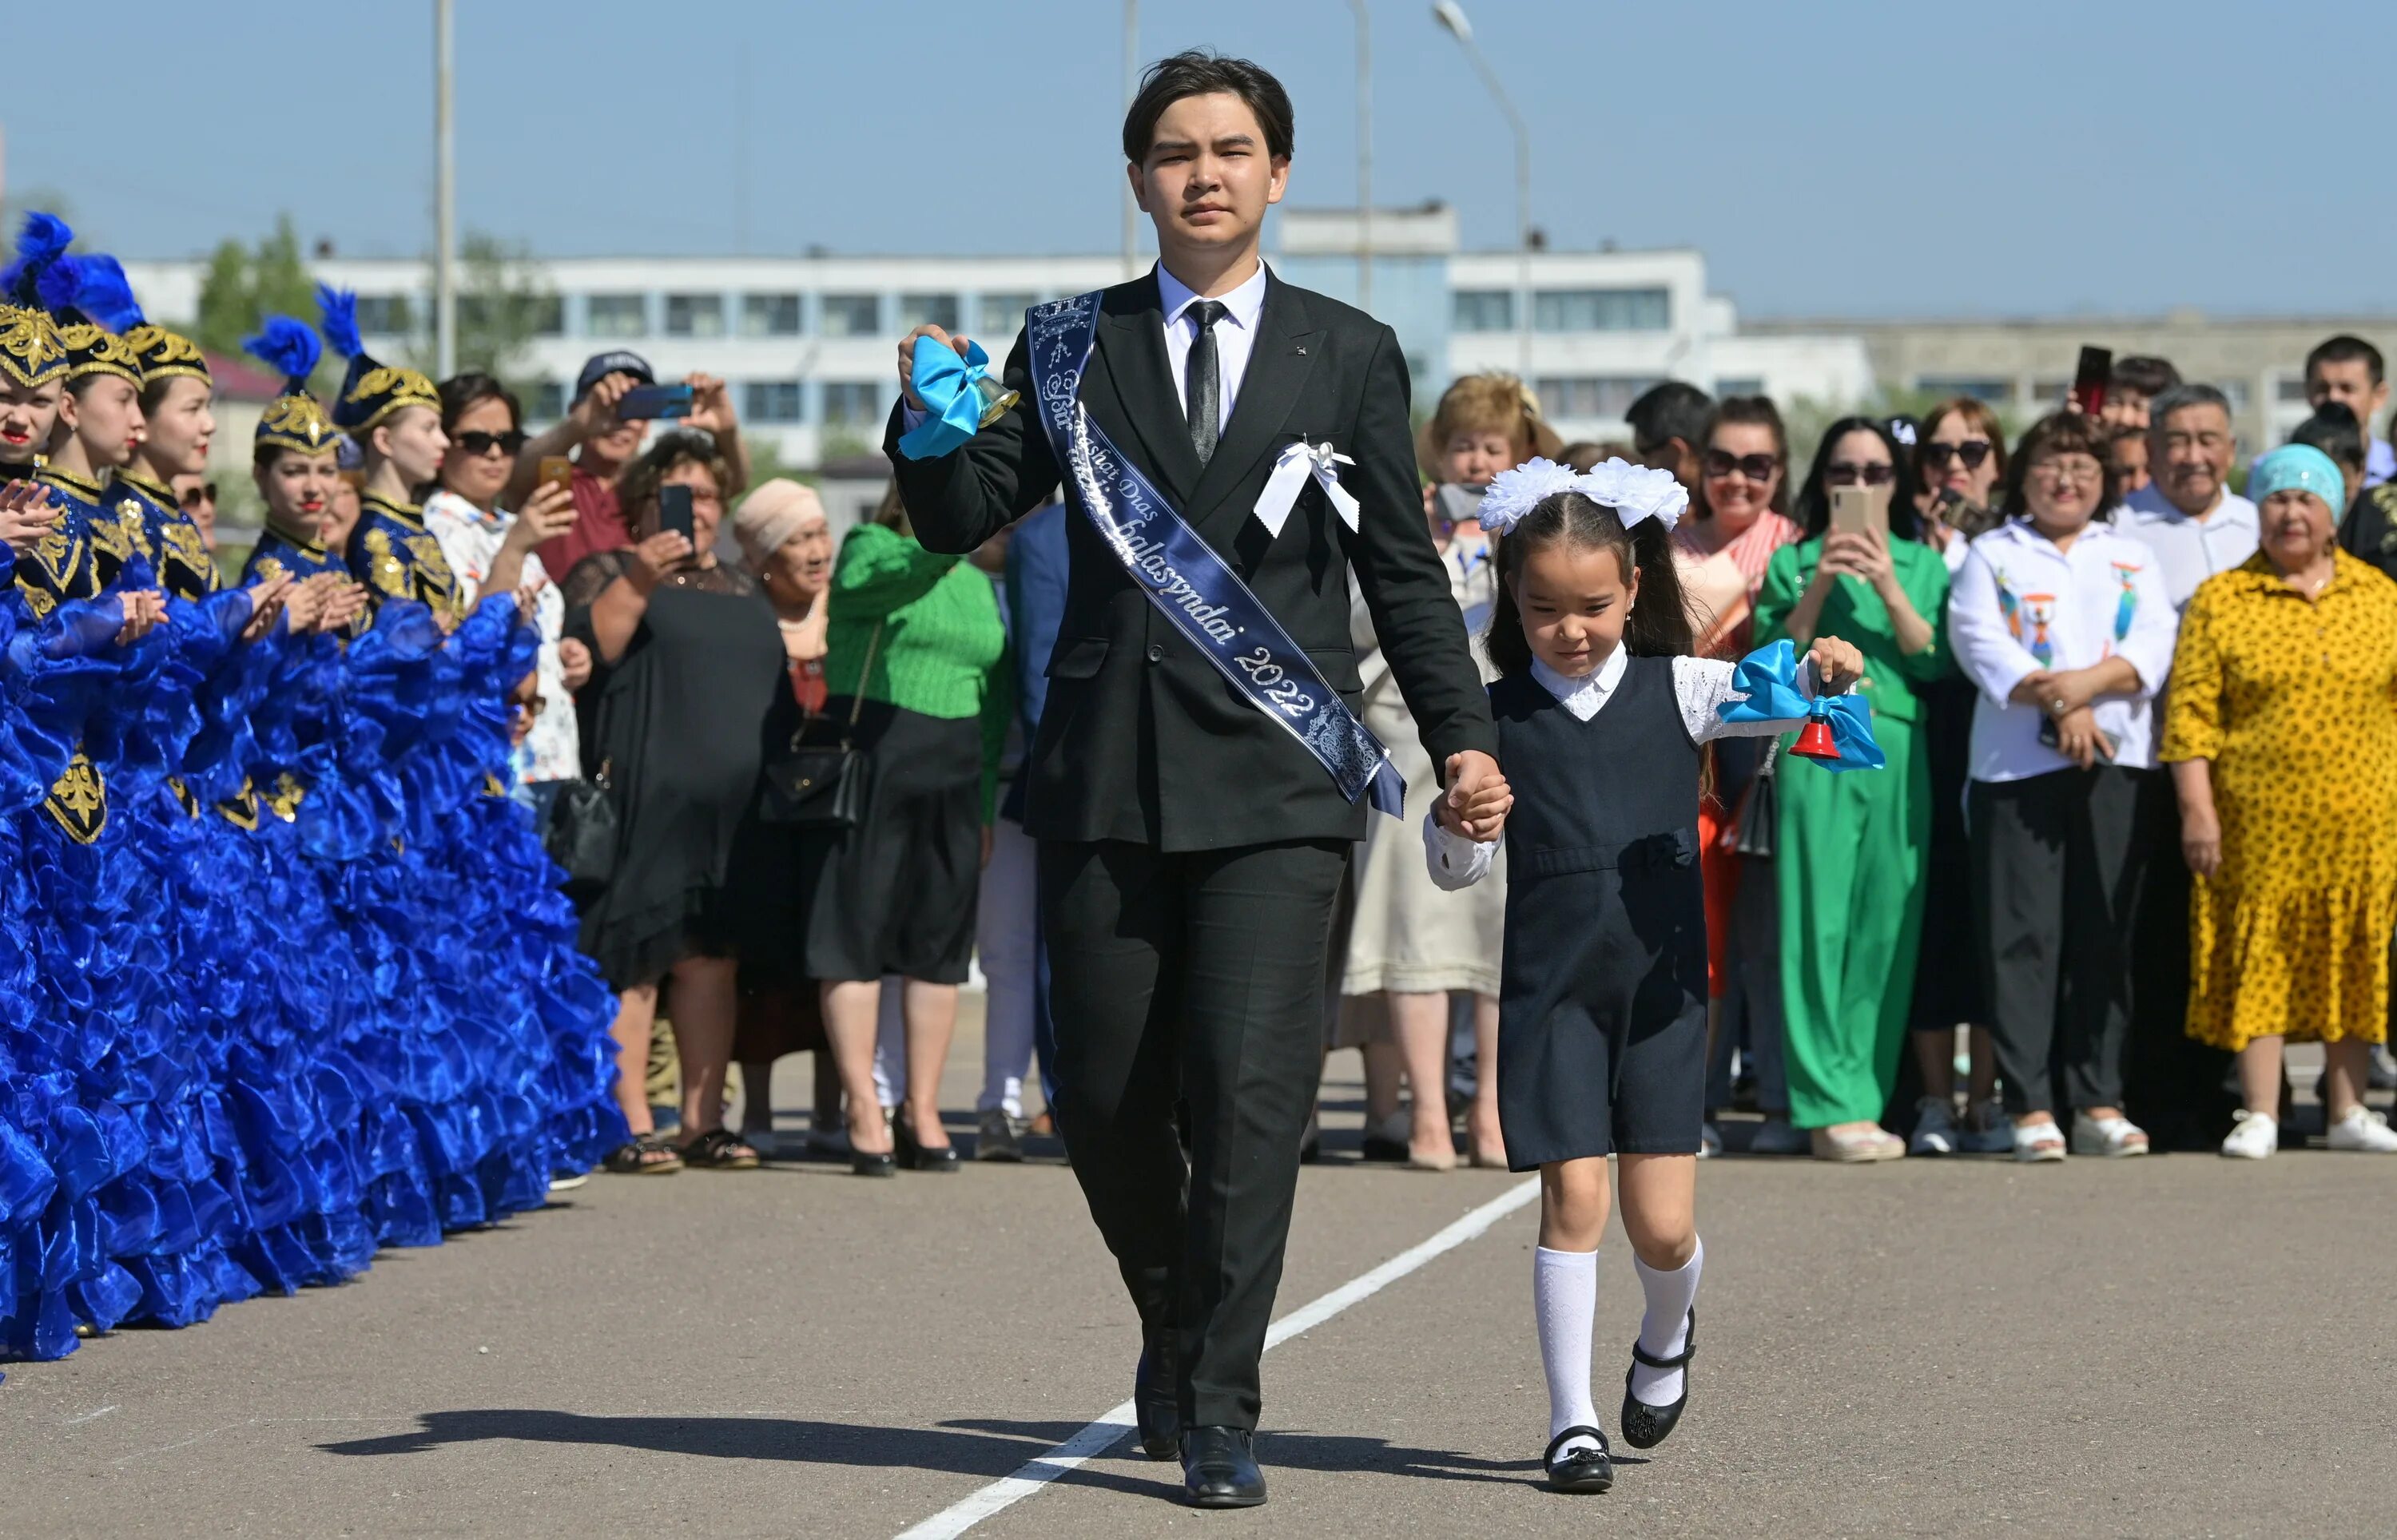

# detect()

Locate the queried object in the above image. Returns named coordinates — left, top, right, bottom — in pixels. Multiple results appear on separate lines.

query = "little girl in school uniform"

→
left=1426, top=458, right=1866, bottom=1494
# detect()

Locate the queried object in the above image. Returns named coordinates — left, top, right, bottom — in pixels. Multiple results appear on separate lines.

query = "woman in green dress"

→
left=1755, top=417, right=1950, bottom=1161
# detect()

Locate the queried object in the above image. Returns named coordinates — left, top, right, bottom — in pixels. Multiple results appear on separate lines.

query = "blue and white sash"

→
left=1026, top=292, right=1402, bottom=816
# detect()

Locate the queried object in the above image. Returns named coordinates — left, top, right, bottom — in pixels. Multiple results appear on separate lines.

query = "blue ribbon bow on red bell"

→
left=1716, top=639, right=1885, bottom=772
left=897, top=335, right=1000, bottom=460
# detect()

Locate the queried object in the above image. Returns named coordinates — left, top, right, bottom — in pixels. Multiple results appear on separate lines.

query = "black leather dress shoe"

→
left=1543, top=1426, right=1613, bottom=1493
left=1620, top=1307, right=1695, bottom=1449
left=1180, top=1426, right=1266, bottom=1508
left=1133, top=1335, right=1179, bottom=1461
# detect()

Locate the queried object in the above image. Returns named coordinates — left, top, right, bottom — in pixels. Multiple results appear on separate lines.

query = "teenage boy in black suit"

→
left=887, top=51, right=1509, bottom=1508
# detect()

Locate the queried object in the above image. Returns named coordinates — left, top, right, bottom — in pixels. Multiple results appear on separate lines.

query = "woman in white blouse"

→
left=1946, top=413, right=2179, bottom=1163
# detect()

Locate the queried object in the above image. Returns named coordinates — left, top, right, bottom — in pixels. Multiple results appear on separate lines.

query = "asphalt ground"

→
left=5, top=1006, right=2392, bottom=1539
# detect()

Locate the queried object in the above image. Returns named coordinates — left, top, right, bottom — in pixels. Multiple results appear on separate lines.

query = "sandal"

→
left=602, top=1133, right=684, bottom=1175
left=1543, top=1426, right=1613, bottom=1493
left=2011, top=1120, right=2067, bottom=1164
left=678, top=1127, right=761, bottom=1170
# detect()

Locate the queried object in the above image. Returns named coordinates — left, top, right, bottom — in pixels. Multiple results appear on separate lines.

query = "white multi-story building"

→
left=123, top=205, right=1874, bottom=473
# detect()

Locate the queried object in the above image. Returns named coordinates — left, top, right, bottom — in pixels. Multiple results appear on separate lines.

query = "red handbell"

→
left=1789, top=712, right=1841, bottom=762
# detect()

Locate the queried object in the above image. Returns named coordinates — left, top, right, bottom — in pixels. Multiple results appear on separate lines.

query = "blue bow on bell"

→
left=1716, top=639, right=1885, bottom=773
left=897, top=335, right=999, bottom=460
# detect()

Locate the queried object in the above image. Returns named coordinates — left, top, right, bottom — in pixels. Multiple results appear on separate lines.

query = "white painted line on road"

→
left=893, top=1176, right=1540, bottom=1539
left=64, top=1405, right=117, bottom=1426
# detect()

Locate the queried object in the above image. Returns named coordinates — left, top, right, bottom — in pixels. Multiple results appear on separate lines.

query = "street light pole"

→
left=433, top=0, right=456, bottom=378
left=1349, top=0, right=1371, bottom=313
left=1432, top=2, right=1529, bottom=378
left=1123, top=0, right=1141, bottom=280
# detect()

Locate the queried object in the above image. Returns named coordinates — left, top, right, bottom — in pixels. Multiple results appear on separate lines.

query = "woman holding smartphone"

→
left=1755, top=419, right=1946, bottom=1161
left=561, top=430, right=786, bottom=1173
left=1946, top=413, right=2177, bottom=1163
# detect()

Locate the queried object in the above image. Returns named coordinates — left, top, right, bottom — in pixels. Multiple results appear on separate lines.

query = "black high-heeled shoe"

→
left=1620, top=1308, right=1695, bottom=1449
left=850, top=1145, right=896, bottom=1178
left=895, top=1109, right=959, bottom=1173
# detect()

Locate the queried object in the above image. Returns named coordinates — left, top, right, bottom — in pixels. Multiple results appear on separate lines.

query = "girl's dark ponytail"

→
left=1620, top=518, right=1695, bottom=658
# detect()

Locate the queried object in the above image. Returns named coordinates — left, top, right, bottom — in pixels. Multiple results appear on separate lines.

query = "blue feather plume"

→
left=5, top=210, right=74, bottom=308
left=73, top=255, right=143, bottom=332
left=316, top=284, right=360, bottom=359
left=34, top=254, right=84, bottom=315
left=242, top=315, right=321, bottom=392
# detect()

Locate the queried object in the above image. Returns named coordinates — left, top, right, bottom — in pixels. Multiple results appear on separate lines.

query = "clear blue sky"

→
left=5, top=0, right=2381, bottom=319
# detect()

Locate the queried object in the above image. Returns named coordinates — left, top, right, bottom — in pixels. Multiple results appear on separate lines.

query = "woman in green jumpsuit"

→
left=1755, top=418, right=1950, bottom=1161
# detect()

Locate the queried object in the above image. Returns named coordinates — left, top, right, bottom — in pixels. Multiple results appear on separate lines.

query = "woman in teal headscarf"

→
left=2164, top=445, right=2397, bottom=1159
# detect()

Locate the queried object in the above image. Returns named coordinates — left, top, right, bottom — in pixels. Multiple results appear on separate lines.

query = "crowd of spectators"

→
left=396, top=333, right=2397, bottom=1174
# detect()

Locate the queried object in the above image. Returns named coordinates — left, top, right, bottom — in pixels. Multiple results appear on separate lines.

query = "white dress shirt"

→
left=421, top=489, right=578, bottom=786
left=1946, top=518, right=2178, bottom=780
left=2120, top=484, right=2260, bottom=612
left=1155, top=261, right=1268, bottom=437
left=1422, top=648, right=1826, bottom=890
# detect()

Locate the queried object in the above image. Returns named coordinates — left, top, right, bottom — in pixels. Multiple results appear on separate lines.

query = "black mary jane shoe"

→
left=1543, top=1426, right=1614, bottom=1494
left=1620, top=1308, right=1695, bottom=1450
left=1180, top=1426, right=1266, bottom=1508
left=1133, top=1333, right=1179, bottom=1461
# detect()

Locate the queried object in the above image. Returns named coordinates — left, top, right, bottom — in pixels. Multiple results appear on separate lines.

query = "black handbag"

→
left=545, top=756, right=619, bottom=889
left=759, top=623, right=880, bottom=829
left=1728, top=743, right=1779, bottom=859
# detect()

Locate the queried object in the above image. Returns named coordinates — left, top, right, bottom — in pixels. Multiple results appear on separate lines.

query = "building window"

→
left=2031, top=379, right=2071, bottom=407
left=2216, top=379, right=2251, bottom=411
left=821, top=381, right=884, bottom=425
left=586, top=293, right=647, bottom=338
left=1533, top=376, right=1664, bottom=421
left=741, top=293, right=802, bottom=337
left=1712, top=378, right=1765, bottom=400
left=1452, top=290, right=1514, bottom=332
left=355, top=294, right=415, bottom=335
left=2275, top=375, right=2309, bottom=403
left=980, top=292, right=1038, bottom=335
left=1532, top=288, right=1670, bottom=332
left=900, top=293, right=960, bottom=333
left=743, top=381, right=804, bottom=423
left=821, top=294, right=881, bottom=338
left=523, top=380, right=566, bottom=422
left=1917, top=376, right=2012, bottom=405
left=458, top=294, right=563, bottom=337
left=665, top=293, right=726, bottom=338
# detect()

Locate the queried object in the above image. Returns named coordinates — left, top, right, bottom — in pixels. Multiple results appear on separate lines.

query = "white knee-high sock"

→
left=1534, top=1246, right=1600, bottom=1454
left=1629, top=1236, right=1703, bottom=1407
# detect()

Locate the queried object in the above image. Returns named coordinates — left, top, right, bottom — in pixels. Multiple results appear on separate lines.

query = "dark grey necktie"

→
left=1184, top=300, right=1227, bottom=466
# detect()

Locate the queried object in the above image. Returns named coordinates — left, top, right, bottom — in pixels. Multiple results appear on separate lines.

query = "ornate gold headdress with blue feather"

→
left=243, top=316, right=340, bottom=458
left=320, top=284, right=438, bottom=436
left=0, top=212, right=73, bottom=390
left=51, top=249, right=145, bottom=387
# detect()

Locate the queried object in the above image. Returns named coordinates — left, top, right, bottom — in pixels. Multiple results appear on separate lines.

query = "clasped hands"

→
left=1436, top=748, right=1513, bottom=843
left=2009, top=665, right=2111, bottom=769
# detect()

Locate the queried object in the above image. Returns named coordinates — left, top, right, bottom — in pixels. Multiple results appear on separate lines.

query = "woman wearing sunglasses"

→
left=1754, top=419, right=1947, bottom=1161
left=1671, top=399, right=1803, bottom=1156
left=1915, top=398, right=2009, bottom=570
left=1908, top=399, right=2013, bottom=1154
left=423, top=372, right=587, bottom=818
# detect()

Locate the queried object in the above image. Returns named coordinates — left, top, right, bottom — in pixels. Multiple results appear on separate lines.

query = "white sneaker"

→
left=1699, top=1121, right=1721, bottom=1160
left=1957, top=1099, right=2014, bottom=1155
left=1910, top=1097, right=1959, bottom=1157
left=1747, top=1116, right=1807, bottom=1155
left=2220, top=1110, right=2278, bottom=1160
left=2325, top=1105, right=2397, bottom=1153
left=2070, top=1112, right=2150, bottom=1158
left=2011, top=1120, right=2066, bottom=1162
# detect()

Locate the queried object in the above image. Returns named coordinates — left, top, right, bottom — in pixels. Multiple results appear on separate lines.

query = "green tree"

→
left=419, top=232, right=558, bottom=395
left=193, top=215, right=324, bottom=384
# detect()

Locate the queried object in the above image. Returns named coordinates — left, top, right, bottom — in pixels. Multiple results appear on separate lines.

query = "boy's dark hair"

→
left=2307, top=334, right=2385, bottom=387
left=1123, top=51, right=1295, bottom=165
left=1791, top=415, right=1923, bottom=542
left=1485, top=493, right=1695, bottom=677
left=2000, top=411, right=2122, bottom=522
left=1623, top=381, right=1711, bottom=458
left=2109, top=355, right=2180, bottom=399
left=2292, top=400, right=2367, bottom=471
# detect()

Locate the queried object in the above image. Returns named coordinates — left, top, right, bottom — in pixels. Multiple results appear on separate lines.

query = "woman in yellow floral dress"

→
left=2162, top=445, right=2397, bottom=1158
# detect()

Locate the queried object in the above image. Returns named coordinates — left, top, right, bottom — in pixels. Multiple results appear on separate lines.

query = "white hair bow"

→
left=1477, top=455, right=1688, bottom=537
